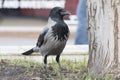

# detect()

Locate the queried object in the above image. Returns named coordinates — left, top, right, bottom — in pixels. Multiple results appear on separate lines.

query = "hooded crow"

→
left=22, top=7, right=70, bottom=75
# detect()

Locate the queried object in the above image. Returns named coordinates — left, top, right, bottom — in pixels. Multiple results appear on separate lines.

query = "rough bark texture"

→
left=87, top=0, right=119, bottom=77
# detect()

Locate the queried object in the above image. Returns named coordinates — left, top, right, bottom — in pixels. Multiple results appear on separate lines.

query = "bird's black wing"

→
left=36, top=28, right=49, bottom=47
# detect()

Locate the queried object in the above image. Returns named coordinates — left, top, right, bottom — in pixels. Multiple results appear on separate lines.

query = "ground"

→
left=0, top=59, right=86, bottom=80
left=0, top=58, right=120, bottom=80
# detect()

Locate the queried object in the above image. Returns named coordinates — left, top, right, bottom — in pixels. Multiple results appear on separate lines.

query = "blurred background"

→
left=0, top=0, right=78, bottom=46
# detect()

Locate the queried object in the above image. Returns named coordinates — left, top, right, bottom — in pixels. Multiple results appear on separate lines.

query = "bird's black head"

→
left=49, top=7, right=70, bottom=20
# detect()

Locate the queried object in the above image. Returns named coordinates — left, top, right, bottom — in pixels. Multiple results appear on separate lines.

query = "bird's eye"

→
left=56, top=10, right=61, bottom=14
left=57, top=9, right=63, bottom=14
left=59, top=9, right=62, bottom=12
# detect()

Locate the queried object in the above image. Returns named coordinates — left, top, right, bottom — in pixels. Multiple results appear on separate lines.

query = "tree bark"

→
left=87, top=0, right=119, bottom=77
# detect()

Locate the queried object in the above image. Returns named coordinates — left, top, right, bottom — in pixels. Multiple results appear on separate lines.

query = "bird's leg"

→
left=56, top=55, right=62, bottom=71
left=44, top=55, right=49, bottom=76
left=56, top=55, right=63, bottom=80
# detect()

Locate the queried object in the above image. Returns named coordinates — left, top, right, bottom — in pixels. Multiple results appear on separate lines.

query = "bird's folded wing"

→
left=36, top=28, right=49, bottom=47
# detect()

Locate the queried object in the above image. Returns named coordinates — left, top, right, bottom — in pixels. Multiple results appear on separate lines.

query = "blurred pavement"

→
left=0, top=17, right=77, bottom=46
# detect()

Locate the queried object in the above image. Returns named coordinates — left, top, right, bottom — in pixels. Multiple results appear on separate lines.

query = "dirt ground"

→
left=0, top=61, right=34, bottom=80
left=0, top=60, right=83, bottom=80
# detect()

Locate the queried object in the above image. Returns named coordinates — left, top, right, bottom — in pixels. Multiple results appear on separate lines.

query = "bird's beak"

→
left=60, top=10, right=71, bottom=15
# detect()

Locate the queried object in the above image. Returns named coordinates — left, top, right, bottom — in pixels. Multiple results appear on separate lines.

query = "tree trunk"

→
left=87, top=0, right=119, bottom=77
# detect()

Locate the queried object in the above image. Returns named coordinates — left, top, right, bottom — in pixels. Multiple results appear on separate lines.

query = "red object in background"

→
left=19, top=0, right=78, bottom=18
left=20, top=9, right=51, bottom=18
left=65, top=0, right=78, bottom=15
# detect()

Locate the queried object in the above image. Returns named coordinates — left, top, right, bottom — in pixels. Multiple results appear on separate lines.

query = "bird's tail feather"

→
left=22, top=47, right=39, bottom=55
left=22, top=48, right=34, bottom=55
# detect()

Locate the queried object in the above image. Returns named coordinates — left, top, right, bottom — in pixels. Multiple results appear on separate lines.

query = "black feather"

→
left=52, top=21, right=69, bottom=41
left=37, top=28, right=49, bottom=47
left=22, top=48, right=34, bottom=55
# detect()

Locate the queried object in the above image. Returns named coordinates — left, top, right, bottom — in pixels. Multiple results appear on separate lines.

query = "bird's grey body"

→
left=33, top=18, right=69, bottom=56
